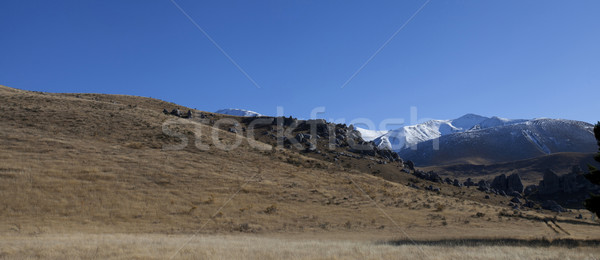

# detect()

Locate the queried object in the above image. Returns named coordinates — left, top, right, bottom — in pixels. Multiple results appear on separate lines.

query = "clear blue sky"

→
left=1, top=0, right=599, bottom=128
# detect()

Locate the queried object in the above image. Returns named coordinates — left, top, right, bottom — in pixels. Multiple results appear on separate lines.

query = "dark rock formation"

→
left=490, top=173, right=523, bottom=194
left=491, top=174, right=508, bottom=192
left=405, top=160, right=415, bottom=171
left=541, top=200, right=566, bottom=212
left=523, top=201, right=536, bottom=208
left=444, top=178, right=452, bottom=185
left=478, top=180, right=491, bottom=192
left=524, top=185, right=537, bottom=196
left=453, top=179, right=462, bottom=187
left=414, top=170, right=442, bottom=183
left=539, top=169, right=561, bottom=195
left=170, top=109, right=181, bottom=117
left=425, top=185, right=440, bottom=192
left=507, top=174, right=524, bottom=193
left=508, top=191, right=522, bottom=198
left=464, top=178, right=475, bottom=187
left=537, top=168, right=600, bottom=195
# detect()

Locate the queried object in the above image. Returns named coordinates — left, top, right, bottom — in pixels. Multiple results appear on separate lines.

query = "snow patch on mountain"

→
left=371, top=114, right=528, bottom=151
left=355, top=128, right=389, bottom=142
left=397, top=118, right=596, bottom=166
left=522, top=129, right=551, bottom=154
left=215, top=108, right=263, bottom=117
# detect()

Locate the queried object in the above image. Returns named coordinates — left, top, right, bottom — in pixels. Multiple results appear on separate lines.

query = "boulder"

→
left=405, top=160, right=415, bottom=171
left=510, top=197, right=522, bottom=204
left=491, top=174, right=508, bottom=192
left=444, top=178, right=452, bottom=185
left=506, top=173, right=524, bottom=193
left=453, top=179, right=462, bottom=187
left=464, top=178, right=475, bottom=187
left=561, top=172, right=578, bottom=194
left=426, top=185, right=440, bottom=192
left=408, top=183, right=420, bottom=190
left=478, top=180, right=490, bottom=192
left=508, top=191, right=522, bottom=198
left=306, top=143, right=317, bottom=152
left=283, top=116, right=297, bottom=126
left=185, top=110, right=193, bottom=118
left=538, top=169, right=561, bottom=195
left=170, top=109, right=181, bottom=117
left=537, top=167, right=600, bottom=196
left=426, top=171, right=442, bottom=183
left=541, top=200, right=566, bottom=212
left=162, top=109, right=169, bottom=114
left=524, top=185, right=537, bottom=196
left=523, top=201, right=536, bottom=208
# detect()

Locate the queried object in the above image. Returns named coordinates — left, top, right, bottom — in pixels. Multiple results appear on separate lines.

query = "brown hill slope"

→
left=0, top=84, right=598, bottom=242
left=422, top=152, right=596, bottom=185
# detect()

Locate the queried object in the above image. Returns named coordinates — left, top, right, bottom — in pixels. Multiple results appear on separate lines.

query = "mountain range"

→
left=215, top=109, right=596, bottom=167
left=358, top=114, right=596, bottom=166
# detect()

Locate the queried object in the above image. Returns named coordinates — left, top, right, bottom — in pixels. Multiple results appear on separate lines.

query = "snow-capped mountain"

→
left=399, top=118, right=596, bottom=166
left=367, top=114, right=527, bottom=151
left=215, top=108, right=263, bottom=117
left=355, top=128, right=389, bottom=142
left=355, top=114, right=596, bottom=166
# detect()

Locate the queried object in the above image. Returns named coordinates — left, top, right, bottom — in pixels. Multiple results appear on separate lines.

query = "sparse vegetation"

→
left=264, top=204, right=278, bottom=214
left=0, top=86, right=599, bottom=259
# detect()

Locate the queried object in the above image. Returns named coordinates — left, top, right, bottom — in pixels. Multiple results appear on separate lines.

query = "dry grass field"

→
left=2, top=233, right=600, bottom=260
left=1, top=85, right=599, bottom=259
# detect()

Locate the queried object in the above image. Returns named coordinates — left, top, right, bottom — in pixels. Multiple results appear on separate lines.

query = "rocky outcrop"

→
left=478, top=180, right=491, bottom=192
left=541, top=200, right=566, bottom=212
left=463, top=178, right=475, bottom=187
left=537, top=168, right=600, bottom=195
left=491, top=174, right=507, bottom=192
left=405, top=160, right=415, bottom=171
left=524, top=185, right=537, bottom=196
left=538, top=169, right=561, bottom=195
left=507, top=174, right=524, bottom=193
left=185, top=110, right=193, bottom=118
left=490, top=173, right=524, bottom=194
left=414, top=170, right=442, bottom=183
left=453, top=179, right=462, bottom=187
left=170, top=109, right=181, bottom=117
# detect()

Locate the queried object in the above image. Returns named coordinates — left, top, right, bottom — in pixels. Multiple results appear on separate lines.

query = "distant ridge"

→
left=356, top=114, right=596, bottom=166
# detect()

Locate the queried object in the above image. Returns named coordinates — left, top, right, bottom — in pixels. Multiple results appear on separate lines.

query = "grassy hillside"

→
left=1, top=85, right=599, bottom=259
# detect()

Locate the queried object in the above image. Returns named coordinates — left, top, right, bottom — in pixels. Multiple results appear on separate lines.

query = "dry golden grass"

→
left=1, top=233, right=599, bottom=260
left=1, top=85, right=599, bottom=259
